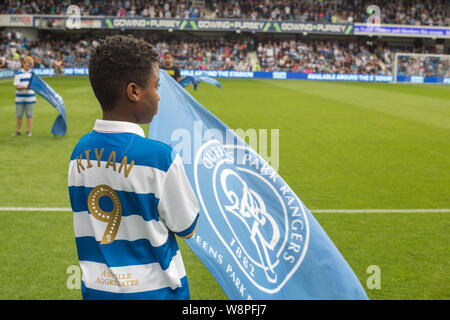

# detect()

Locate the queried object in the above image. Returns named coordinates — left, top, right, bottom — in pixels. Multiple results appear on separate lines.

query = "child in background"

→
left=13, top=55, right=36, bottom=137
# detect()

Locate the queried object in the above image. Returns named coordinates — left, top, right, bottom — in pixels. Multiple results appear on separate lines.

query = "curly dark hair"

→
left=88, top=35, right=159, bottom=111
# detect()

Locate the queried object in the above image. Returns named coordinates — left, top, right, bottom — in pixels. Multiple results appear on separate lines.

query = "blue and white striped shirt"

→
left=13, top=69, right=36, bottom=104
left=68, top=120, right=200, bottom=300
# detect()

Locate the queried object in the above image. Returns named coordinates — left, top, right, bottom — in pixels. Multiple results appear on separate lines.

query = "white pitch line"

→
left=0, top=207, right=72, bottom=212
left=0, top=207, right=449, bottom=213
left=312, top=209, right=450, bottom=213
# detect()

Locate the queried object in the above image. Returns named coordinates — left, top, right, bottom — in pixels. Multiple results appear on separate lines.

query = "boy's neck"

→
left=102, top=111, right=139, bottom=124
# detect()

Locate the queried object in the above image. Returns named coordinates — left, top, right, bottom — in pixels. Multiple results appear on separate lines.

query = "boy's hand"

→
left=15, top=85, right=27, bottom=89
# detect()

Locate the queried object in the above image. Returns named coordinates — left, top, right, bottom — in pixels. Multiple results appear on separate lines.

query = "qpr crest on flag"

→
left=194, top=140, right=309, bottom=294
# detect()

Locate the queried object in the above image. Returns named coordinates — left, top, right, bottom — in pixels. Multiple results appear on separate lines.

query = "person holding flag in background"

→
left=12, top=56, right=36, bottom=137
left=161, top=51, right=181, bottom=82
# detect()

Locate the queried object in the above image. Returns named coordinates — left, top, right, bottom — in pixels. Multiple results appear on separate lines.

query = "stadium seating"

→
left=0, top=30, right=445, bottom=77
left=0, top=0, right=448, bottom=26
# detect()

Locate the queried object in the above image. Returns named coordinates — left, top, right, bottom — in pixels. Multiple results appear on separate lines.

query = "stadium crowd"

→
left=0, top=30, right=91, bottom=71
left=397, top=56, right=450, bottom=78
left=1, top=29, right=447, bottom=77
left=210, top=0, right=449, bottom=26
left=0, top=0, right=205, bottom=18
left=255, top=39, right=382, bottom=74
left=0, top=0, right=449, bottom=26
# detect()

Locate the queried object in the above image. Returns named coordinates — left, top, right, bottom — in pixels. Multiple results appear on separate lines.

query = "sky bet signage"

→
left=103, top=17, right=352, bottom=34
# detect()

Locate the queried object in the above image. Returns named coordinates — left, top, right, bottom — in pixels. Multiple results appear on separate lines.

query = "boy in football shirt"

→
left=68, top=35, right=199, bottom=300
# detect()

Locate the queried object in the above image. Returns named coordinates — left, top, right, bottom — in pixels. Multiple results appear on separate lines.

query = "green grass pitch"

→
left=0, top=76, right=448, bottom=300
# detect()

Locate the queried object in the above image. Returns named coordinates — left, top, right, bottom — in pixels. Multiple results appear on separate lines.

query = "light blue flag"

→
left=179, top=73, right=221, bottom=91
left=28, top=73, right=67, bottom=136
left=149, top=70, right=368, bottom=300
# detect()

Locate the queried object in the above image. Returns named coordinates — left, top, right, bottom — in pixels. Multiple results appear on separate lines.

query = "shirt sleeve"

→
left=157, top=153, right=199, bottom=238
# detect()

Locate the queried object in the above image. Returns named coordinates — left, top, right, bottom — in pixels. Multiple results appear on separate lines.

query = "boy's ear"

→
left=126, top=82, right=141, bottom=102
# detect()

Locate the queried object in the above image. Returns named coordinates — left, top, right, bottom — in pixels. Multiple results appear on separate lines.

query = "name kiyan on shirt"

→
left=75, top=148, right=135, bottom=178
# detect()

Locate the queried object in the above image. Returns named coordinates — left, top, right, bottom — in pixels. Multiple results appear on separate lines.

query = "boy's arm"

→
left=157, top=153, right=200, bottom=239
left=13, top=74, right=27, bottom=89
